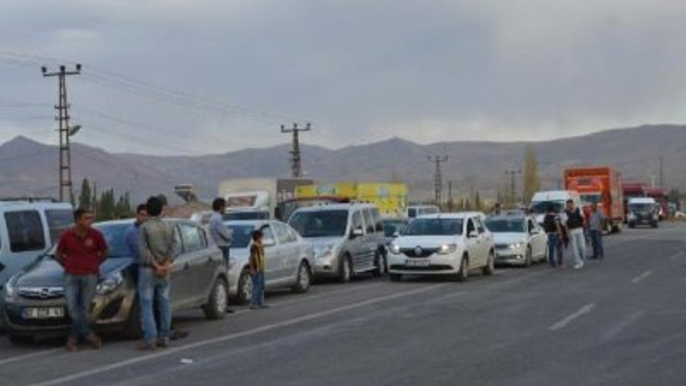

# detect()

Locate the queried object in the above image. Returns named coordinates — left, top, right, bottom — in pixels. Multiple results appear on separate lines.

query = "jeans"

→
left=590, top=229, right=604, bottom=259
left=250, top=271, right=265, bottom=307
left=64, top=274, right=98, bottom=340
left=569, top=228, right=587, bottom=265
left=547, top=234, right=563, bottom=267
left=138, top=267, right=171, bottom=343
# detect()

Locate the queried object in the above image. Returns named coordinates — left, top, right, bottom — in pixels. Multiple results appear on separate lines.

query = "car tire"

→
left=8, top=334, right=32, bottom=346
left=483, top=250, right=495, bottom=276
left=339, top=255, right=353, bottom=284
left=457, top=255, right=468, bottom=282
left=629, top=222, right=635, bottom=229
left=122, top=299, right=142, bottom=340
left=372, top=251, right=386, bottom=277
left=237, top=269, right=253, bottom=305
left=203, top=277, right=228, bottom=320
left=524, top=247, right=533, bottom=268
left=389, top=273, right=402, bottom=282
left=292, top=261, right=312, bottom=294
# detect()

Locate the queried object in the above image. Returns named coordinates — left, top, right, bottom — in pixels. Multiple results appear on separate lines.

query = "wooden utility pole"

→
left=281, top=123, right=311, bottom=178
left=42, top=64, right=81, bottom=203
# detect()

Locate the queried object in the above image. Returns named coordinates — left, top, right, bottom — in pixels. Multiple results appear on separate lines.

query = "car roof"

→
left=416, top=212, right=483, bottom=220
left=96, top=218, right=199, bottom=227
left=0, top=201, right=73, bottom=210
left=223, top=219, right=274, bottom=226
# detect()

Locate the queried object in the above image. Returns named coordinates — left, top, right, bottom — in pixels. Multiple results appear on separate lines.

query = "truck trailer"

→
left=564, top=166, right=624, bottom=233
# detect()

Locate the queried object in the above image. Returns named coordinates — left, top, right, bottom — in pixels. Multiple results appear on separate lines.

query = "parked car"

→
left=627, top=198, right=659, bottom=228
left=382, top=217, right=410, bottom=246
left=224, top=220, right=315, bottom=304
left=3, top=219, right=228, bottom=343
left=485, top=215, right=547, bottom=267
left=288, top=203, right=387, bottom=283
left=407, top=205, right=440, bottom=219
left=387, top=213, right=495, bottom=282
left=0, top=199, right=74, bottom=289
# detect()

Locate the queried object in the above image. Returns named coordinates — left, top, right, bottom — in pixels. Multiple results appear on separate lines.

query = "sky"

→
left=1, top=0, right=686, bottom=155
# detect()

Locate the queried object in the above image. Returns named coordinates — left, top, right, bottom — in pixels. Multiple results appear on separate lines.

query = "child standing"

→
left=249, top=230, right=268, bottom=309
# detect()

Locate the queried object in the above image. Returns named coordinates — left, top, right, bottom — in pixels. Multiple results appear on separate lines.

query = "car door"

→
left=361, top=208, right=378, bottom=270
left=464, top=218, right=480, bottom=269
left=261, top=224, right=282, bottom=286
left=348, top=210, right=367, bottom=271
left=474, top=217, right=490, bottom=265
left=528, top=218, right=546, bottom=258
left=0, top=209, right=48, bottom=287
left=272, top=222, right=298, bottom=282
left=170, top=225, right=196, bottom=309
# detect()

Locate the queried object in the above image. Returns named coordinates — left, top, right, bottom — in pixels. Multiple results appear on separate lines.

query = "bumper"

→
left=387, top=253, right=460, bottom=275
left=494, top=249, right=527, bottom=265
left=312, top=255, right=342, bottom=278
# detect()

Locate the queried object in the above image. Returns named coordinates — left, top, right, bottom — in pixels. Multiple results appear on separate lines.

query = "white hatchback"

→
left=387, top=213, right=495, bottom=282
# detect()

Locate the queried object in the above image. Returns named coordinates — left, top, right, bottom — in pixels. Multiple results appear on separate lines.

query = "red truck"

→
left=564, top=166, right=624, bottom=233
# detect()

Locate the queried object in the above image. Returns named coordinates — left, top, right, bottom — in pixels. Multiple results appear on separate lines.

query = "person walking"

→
left=249, top=230, right=267, bottom=309
left=209, top=198, right=234, bottom=313
left=55, top=208, right=109, bottom=352
left=542, top=204, right=564, bottom=268
left=137, top=196, right=177, bottom=351
left=565, top=199, right=587, bottom=269
left=588, top=203, right=606, bottom=260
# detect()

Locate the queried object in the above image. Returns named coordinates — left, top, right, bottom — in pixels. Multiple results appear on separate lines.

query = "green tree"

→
left=522, top=144, right=540, bottom=204
left=474, top=190, right=482, bottom=211
left=115, top=192, right=133, bottom=219
left=97, top=189, right=116, bottom=221
left=78, top=178, right=92, bottom=210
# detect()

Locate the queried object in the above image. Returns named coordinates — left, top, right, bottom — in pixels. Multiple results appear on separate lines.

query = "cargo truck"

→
left=564, top=166, right=624, bottom=233
left=295, top=182, right=408, bottom=217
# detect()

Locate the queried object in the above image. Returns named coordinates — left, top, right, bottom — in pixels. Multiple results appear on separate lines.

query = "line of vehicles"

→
left=0, top=166, right=677, bottom=343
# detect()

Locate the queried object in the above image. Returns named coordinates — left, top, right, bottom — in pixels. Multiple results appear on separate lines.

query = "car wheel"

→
left=389, top=273, right=402, bottom=282
left=292, top=261, right=312, bottom=293
left=629, top=222, right=635, bottom=229
left=122, top=299, right=142, bottom=340
left=457, top=255, right=468, bottom=282
left=482, top=250, right=495, bottom=276
left=339, top=255, right=353, bottom=284
left=373, top=251, right=386, bottom=277
left=203, top=277, right=228, bottom=320
left=524, top=246, right=533, bottom=268
left=237, top=269, right=253, bottom=305
left=8, top=334, right=32, bottom=346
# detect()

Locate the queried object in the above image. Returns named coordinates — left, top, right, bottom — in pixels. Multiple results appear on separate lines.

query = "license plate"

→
left=405, top=259, right=430, bottom=267
left=24, top=307, right=65, bottom=319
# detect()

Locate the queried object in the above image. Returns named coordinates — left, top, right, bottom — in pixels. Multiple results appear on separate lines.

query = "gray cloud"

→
left=1, top=0, right=685, bottom=154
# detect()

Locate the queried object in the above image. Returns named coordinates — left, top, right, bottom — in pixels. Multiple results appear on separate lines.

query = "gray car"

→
left=288, top=204, right=387, bottom=283
left=3, top=219, right=229, bottom=343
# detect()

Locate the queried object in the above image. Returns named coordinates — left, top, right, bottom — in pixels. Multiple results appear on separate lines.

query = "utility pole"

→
left=505, top=169, right=522, bottom=208
left=447, top=181, right=454, bottom=212
left=281, top=123, right=311, bottom=178
left=42, top=64, right=82, bottom=203
left=428, top=155, right=449, bottom=206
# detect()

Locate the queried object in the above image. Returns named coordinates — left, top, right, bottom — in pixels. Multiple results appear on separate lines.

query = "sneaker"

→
left=85, top=333, right=102, bottom=350
left=66, top=336, right=79, bottom=352
left=137, top=340, right=158, bottom=351
left=573, top=262, right=584, bottom=269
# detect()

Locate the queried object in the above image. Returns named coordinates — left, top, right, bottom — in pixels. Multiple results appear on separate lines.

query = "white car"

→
left=387, top=213, right=495, bottom=282
left=485, top=215, right=547, bottom=267
left=225, top=220, right=315, bottom=304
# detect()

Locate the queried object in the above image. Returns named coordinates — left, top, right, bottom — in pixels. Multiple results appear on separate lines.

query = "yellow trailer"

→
left=295, top=182, right=408, bottom=217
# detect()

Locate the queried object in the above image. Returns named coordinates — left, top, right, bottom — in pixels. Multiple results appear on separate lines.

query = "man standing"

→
left=542, top=204, right=564, bottom=268
left=137, top=196, right=177, bottom=350
left=565, top=199, right=587, bottom=269
left=125, top=204, right=148, bottom=272
left=55, top=208, right=109, bottom=352
left=209, top=198, right=234, bottom=313
left=588, top=203, right=606, bottom=260
left=492, top=203, right=503, bottom=216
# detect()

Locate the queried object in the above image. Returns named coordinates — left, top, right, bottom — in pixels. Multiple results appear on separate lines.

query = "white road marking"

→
left=549, top=303, right=595, bottom=331
left=0, top=348, right=62, bottom=367
left=26, top=283, right=448, bottom=386
left=670, top=251, right=685, bottom=261
left=631, top=270, right=653, bottom=284
left=602, top=311, right=644, bottom=342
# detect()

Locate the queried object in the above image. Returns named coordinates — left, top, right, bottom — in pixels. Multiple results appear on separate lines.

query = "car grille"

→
left=4, top=308, right=71, bottom=328
left=18, top=287, right=65, bottom=300
left=495, top=244, right=511, bottom=250
left=400, top=248, right=438, bottom=258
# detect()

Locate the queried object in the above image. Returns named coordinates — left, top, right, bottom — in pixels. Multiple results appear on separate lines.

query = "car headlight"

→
left=438, top=244, right=457, bottom=255
left=509, top=243, right=524, bottom=250
left=4, top=274, right=18, bottom=302
left=96, top=271, right=123, bottom=295
left=389, top=244, right=401, bottom=254
left=315, top=245, right=335, bottom=260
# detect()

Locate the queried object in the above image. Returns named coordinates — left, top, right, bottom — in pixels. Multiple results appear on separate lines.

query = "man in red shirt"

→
left=56, top=208, right=109, bottom=352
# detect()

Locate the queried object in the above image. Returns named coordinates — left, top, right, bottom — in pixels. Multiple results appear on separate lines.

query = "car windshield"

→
left=223, top=211, right=270, bottom=221
left=485, top=218, right=526, bottom=233
left=383, top=220, right=408, bottom=237
left=530, top=201, right=565, bottom=214
left=289, top=210, right=349, bottom=238
left=401, top=218, right=463, bottom=236
left=226, top=224, right=255, bottom=249
left=580, top=193, right=602, bottom=205
left=629, top=203, right=655, bottom=212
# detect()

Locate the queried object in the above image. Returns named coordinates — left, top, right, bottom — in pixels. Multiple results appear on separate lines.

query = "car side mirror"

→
left=468, top=230, right=479, bottom=238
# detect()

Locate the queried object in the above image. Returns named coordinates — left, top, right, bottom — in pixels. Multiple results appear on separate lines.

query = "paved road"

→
left=1, top=223, right=685, bottom=386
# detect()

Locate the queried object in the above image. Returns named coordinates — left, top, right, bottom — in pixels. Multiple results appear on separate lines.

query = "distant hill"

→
left=0, top=124, right=683, bottom=203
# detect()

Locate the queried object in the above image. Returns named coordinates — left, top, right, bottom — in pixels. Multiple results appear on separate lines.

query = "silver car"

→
left=225, top=220, right=314, bottom=304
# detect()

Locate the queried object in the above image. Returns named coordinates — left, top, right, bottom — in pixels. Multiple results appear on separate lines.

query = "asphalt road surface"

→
left=1, top=223, right=685, bottom=386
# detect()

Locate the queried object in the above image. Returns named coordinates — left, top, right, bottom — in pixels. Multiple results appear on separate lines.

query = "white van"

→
left=0, top=200, right=74, bottom=288
left=529, top=190, right=582, bottom=224
left=627, top=197, right=659, bottom=228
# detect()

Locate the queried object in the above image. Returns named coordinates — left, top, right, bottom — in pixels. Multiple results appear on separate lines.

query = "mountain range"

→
left=0, top=124, right=683, bottom=204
